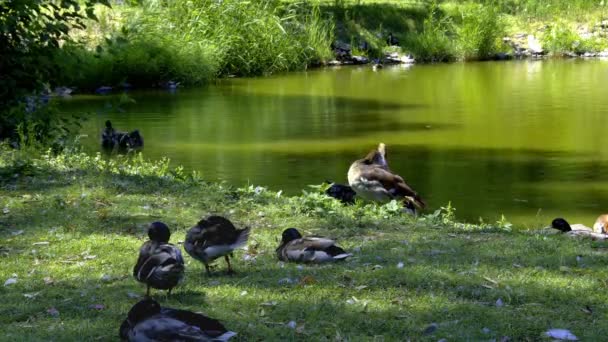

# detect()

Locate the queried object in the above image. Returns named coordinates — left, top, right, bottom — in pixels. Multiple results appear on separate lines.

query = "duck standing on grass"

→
left=119, top=298, right=237, bottom=341
left=276, top=228, right=352, bottom=263
left=184, top=216, right=250, bottom=276
left=133, top=222, right=185, bottom=297
left=347, top=143, right=426, bottom=212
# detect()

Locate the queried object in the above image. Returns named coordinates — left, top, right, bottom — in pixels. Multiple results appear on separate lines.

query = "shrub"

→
left=456, top=4, right=506, bottom=60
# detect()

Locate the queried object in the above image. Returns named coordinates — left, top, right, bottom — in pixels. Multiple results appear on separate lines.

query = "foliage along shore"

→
left=1, top=147, right=608, bottom=340
left=49, top=0, right=608, bottom=92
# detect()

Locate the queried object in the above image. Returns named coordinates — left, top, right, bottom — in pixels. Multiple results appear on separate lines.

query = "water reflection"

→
left=60, top=60, right=608, bottom=226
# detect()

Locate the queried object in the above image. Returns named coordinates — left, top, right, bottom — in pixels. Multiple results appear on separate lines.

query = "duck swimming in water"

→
left=347, top=143, right=425, bottom=211
left=101, top=120, right=144, bottom=152
left=184, top=216, right=250, bottom=276
left=133, top=222, right=185, bottom=297
left=119, top=298, right=236, bottom=341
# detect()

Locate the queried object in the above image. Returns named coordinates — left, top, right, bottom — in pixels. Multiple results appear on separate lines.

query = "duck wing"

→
left=130, top=315, right=219, bottom=341
left=134, top=243, right=184, bottom=284
left=359, top=167, right=425, bottom=208
left=162, top=308, right=236, bottom=340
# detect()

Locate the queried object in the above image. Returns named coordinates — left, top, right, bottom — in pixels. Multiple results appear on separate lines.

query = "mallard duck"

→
left=101, top=120, right=116, bottom=149
left=101, top=120, right=144, bottom=152
left=387, top=32, right=399, bottom=46
left=324, top=181, right=356, bottom=205
left=133, top=222, right=184, bottom=297
left=119, top=298, right=237, bottom=341
left=184, top=216, right=250, bottom=275
left=550, top=217, right=593, bottom=233
left=347, top=143, right=425, bottom=210
left=552, top=216, right=608, bottom=234
left=276, top=228, right=351, bottom=263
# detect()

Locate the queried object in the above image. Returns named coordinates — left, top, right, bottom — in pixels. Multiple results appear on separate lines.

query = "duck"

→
left=387, top=32, right=399, bottom=46
left=184, top=216, right=250, bottom=275
left=324, top=181, right=357, bottom=205
left=101, top=120, right=144, bottom=152
left=101, top=120, right=116, bottom=149
left=119, top=298, right=237, bottom=341
left=133, top=222, right=185, bottom=297
left=592, top=214, right=608, bottom=234
left=276, top=228, right=352, bottom=263
left=551, top=216, right=608, bottom=234
left=347, top=143, right=425, bottom=211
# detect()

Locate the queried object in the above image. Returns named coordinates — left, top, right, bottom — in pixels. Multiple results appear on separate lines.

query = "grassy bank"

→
left=50, top=0, right=608, bottom=91
left=1, top=147, right=608, bottom=340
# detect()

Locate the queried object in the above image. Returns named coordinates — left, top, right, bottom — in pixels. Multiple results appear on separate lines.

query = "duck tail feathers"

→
left=333, top=253, right=352, bottom=261
left=231, top=227, right=251, bottom=249
left=213, top=331, right=237, bottom=341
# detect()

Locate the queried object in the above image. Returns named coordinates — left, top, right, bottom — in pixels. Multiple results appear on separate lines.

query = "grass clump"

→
left=2, top=148, right=608, bottom=340
left=57, top=0, right=334, bottom=89
left=454, top=4, right=507, bottom=60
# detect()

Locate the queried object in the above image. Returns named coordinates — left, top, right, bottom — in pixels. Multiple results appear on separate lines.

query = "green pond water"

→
left=61, top=59, right=608, bottom=227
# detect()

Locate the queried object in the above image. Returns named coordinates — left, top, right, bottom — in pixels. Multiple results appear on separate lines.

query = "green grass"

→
left=1, top=147, right=608, bottom=340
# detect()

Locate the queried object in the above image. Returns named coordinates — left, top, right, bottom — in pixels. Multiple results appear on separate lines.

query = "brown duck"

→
left=184, top=216, right=250, bottom=275
left=347, top=143, right=425, bottom=210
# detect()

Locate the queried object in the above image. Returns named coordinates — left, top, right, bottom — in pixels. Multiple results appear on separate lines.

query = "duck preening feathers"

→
left=133, top=222, right=185, bottom=297
left=101, top=120, right=144, bottom=152
left=119, top=298, right=236, bottom=342
left=276, top=228, right=352, bottom=263
left=184, top=216, right=250, bottom=275
left=347, top=143, right=425, bottom=211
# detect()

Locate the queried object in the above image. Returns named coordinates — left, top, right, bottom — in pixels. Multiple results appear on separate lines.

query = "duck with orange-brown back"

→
left=347, top=143, right=425, bottom=212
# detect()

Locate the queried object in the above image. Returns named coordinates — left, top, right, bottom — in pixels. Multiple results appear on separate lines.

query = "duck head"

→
left=127, top=298, right=162, bottom=324
left=281, top=228, right=303, bottom=244
left=148, top=222, right=171, bottom=243
left=360, top=143, right=387, bottom=167
left=105, top=120, right=113, bottom=130
left=551, top=218, right=572, bottom=232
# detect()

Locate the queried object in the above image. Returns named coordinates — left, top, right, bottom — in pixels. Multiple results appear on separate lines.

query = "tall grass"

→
left=56, top=0, right=334, bottom=89
left=455, top=4, right=506, bottom=60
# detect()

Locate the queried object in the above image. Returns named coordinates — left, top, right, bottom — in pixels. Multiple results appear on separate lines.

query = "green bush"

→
left=456, top=4, right=506, bottom=60
left=405, top=3, right=456, bottom=62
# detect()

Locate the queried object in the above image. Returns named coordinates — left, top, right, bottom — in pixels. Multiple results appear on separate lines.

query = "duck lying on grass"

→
left=276, top=228, right=352, bottom=263
left=550, top=217, right=608, bottom=239
left=185, top=216, right=250, bottom=275
left=101, top=120, right=144, bottom=152
left=119, top=298, right=236, bottom=341
left=133, top=222, right=184, bottom=297
left=347, top=143, right=425, bottom=213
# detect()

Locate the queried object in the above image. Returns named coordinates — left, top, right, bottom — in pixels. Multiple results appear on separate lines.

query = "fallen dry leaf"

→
left=32, top=241, right=49, bottom=246
left=43, top=277, right=54, bottom=285
left=89, top=304, right=105, bottom=310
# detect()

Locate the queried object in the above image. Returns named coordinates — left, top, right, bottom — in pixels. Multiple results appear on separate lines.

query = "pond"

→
left=61, top=59, right=608, bottom=227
